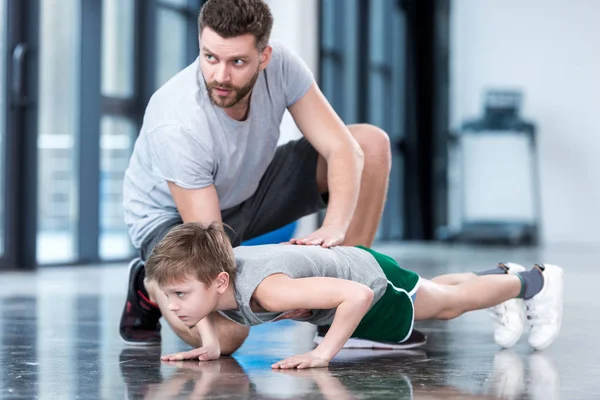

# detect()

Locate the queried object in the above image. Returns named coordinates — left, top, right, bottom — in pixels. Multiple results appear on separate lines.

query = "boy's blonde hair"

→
left=145, top=222, right=236, bottom=287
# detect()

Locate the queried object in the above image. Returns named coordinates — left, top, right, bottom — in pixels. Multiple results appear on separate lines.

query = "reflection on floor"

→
left=1, top=242, right=596, bottom=399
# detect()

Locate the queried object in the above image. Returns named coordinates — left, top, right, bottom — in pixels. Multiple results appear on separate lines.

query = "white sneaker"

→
left=525, top=264, right=564, bottom=350
left=490, top=263, right=526, bottom=348
left=528, top=352, right=561, bottom=400
left=490, top=350, right=525, bottom=400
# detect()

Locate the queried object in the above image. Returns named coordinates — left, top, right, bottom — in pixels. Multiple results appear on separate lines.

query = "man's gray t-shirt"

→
left=218, top=245, right=388, bottom=326
left=123, top=42, right=314, bottom=248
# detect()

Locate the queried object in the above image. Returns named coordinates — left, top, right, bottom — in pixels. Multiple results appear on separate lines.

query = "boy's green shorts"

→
left=351, top=246, right=421, bottom=343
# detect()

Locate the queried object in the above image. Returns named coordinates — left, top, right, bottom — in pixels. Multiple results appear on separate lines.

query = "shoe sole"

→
left=120, top=336, right=161, bottom=347
left=120, top=258, right=162, bottom=347
left=314, top=334, right=427, bottom=350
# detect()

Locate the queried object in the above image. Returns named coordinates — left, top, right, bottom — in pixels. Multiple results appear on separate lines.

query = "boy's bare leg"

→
left=414, top=274, right=521, bottom=321
left=431, top=272, right=478, bottom=285
left=145, top=280, right=249, bottom=355
left=431, top=264, right=509, bottom=285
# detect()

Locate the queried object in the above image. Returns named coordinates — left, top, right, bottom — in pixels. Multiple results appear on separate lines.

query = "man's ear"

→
left=215, top=271, right=230, bottom=293
left=258, top=45, right=272, bottom=71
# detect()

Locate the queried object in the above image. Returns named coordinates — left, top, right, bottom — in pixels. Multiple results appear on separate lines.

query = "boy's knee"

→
left=437, top=288, right=466, bottom=320
left=437, top=307, right=464, bottom=320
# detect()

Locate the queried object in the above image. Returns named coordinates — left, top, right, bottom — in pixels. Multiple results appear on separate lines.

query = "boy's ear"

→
left=215, top=271, right=230, bottom=293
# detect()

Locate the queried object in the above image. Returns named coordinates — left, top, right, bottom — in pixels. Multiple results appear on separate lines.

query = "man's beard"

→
left=205, top=68, right=260, bottom=109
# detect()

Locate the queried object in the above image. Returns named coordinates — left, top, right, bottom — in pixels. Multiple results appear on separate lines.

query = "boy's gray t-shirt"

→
left=218, top=245, right=388, bottom=326
left=123, top=42, right=314, bottom=248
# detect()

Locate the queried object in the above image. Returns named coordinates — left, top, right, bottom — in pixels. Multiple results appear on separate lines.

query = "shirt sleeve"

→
left=146, top=125, right=215, bottom=189
left=276, top=43, right=315, bottom=107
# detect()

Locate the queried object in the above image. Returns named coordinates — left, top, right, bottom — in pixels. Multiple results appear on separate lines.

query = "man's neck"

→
left=223, top=94, right=252, bottom=121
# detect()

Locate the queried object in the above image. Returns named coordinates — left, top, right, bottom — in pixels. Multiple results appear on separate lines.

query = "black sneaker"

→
left=119, top=258, right=162, bottom=346
left=315, top=325, right=427, bottom=349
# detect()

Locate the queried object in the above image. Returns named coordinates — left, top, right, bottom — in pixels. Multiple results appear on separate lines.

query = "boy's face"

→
left=161, top=276, right=221, bottom=328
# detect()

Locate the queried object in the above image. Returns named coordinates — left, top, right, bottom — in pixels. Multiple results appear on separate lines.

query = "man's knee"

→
left=220, top=328, right=250, bottom=356
left=173, top=314, right=249, bottom=355
left=220, top=326, right=249, bottom=355
left=215, top=314, right=250, bottom=355
left=348, top=124, right=392, bottom=173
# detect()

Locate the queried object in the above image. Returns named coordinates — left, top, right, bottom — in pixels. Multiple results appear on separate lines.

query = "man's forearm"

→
left=321, top=144, right=364, bottom=231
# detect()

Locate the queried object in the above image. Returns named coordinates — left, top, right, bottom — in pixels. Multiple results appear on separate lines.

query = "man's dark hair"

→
left=198, top=0, right=274, bottom=50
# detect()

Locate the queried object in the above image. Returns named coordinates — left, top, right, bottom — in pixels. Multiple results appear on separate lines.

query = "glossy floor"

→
left=0, top=243, right=595, bottom=399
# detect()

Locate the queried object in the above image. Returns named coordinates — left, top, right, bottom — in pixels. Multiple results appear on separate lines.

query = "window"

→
left=37, top=0, right=81, bottom=263
left=99, top=0, right=136, bottom=260
left=320, top=0, right=359, bottom=123
left=101, top=0, right=135, bottom=98
left=320, top=0, right=407, bottom=240
left=366, top=0, right=406, bottom=239
left=155, top=1, right=196, bottom=88
left=0, top=0, right=7, bottom=256
left=2, top=0, right=206, bottom=268
left=99, top=116, right=136, bottom=259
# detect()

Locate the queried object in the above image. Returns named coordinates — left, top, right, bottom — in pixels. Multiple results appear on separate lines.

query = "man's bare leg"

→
left=316, top=123, right=392, bottom=247
left=145, top=280, right=249, bottom=355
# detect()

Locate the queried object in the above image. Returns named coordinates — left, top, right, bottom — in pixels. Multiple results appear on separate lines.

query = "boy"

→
left=143, top=223, right=563, bottom=369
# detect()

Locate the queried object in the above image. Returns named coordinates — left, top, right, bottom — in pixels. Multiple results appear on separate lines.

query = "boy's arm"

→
left=255, top=274, right=374, bottom=366
left=196, top=314, right=221, bottom=355
left=161, top=314, right=221, bottom=361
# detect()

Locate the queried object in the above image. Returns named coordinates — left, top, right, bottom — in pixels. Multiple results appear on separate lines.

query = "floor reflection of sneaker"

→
left=119, top=348, right=163, bottom=400
left=490, top=263, right=526, bottom=348
left=119, top=258, right=162, bottom=346
left=525, top=264, right=564, bottom=350
left=528, top=352, right=561, bottom=400
left=314, top=327, right=427, bottom=350
left=490, top=349, right=525, bottom=400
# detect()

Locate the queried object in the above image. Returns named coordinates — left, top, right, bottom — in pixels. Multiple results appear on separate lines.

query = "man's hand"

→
left=290, top=225, right=345, bottom=248
left=161, top=342, right=221, bottom=362
left=271, top=350, right=330, bottom=369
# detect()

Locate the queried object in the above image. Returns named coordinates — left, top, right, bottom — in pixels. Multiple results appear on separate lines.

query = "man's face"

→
left=161, top=276, right=219, bottom=328
left=199, top=27, right=269, bottom=109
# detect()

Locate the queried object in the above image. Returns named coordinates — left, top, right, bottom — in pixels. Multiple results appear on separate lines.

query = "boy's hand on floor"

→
left=161, top=342, right=221, bottom=362
left=271, top=350, right=329, bottom=369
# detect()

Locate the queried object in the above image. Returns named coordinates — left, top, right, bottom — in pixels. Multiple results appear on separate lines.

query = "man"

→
left=120, top=0, right=396, bottom=353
